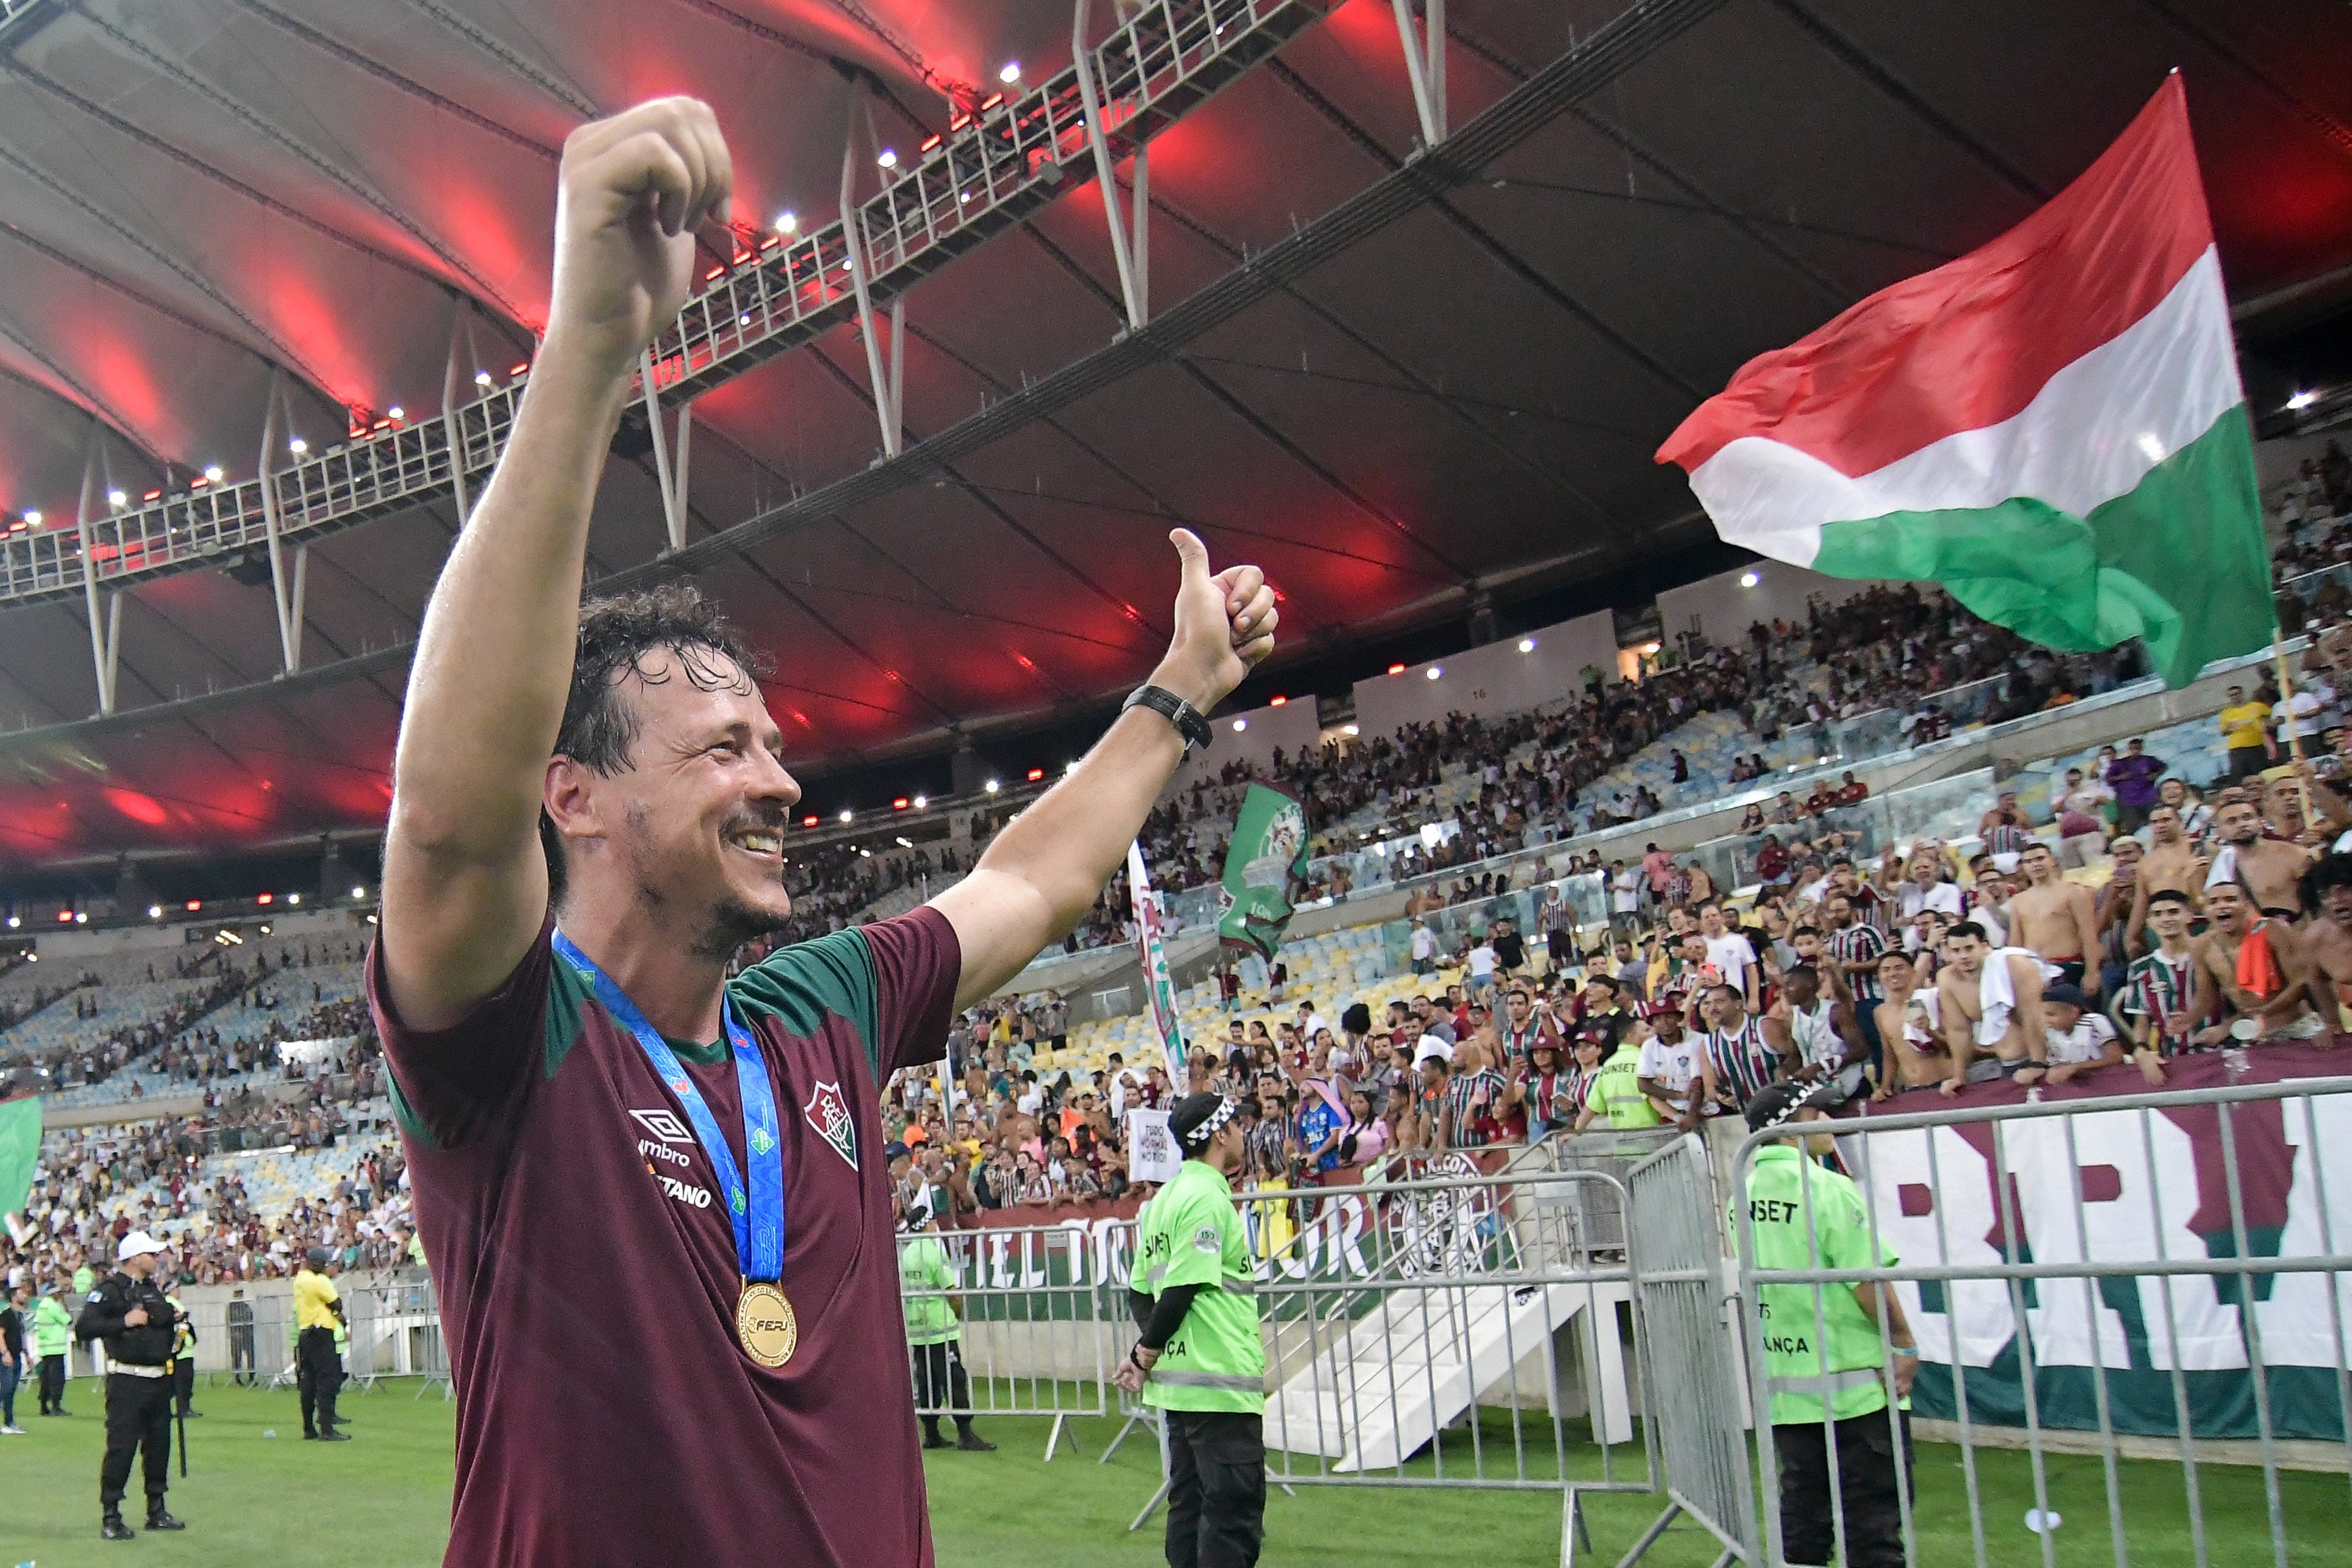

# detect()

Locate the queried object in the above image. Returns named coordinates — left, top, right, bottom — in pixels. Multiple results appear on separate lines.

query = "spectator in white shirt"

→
left=2038, top=985, right=2123, bottom=1082
left=1697, top=901, right=1760, bottom=1010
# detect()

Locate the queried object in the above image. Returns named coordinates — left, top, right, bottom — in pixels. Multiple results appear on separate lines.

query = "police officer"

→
left=1116, top=1092, right=1266, bottom=1568
left=896, top=1197, right=994, bottom=1453
left=74, top=1230, right=185, bottom=1541
left=1738, top=1080, right=1918, bottom=1568
left=165, top=1283, right=200, bottom=1419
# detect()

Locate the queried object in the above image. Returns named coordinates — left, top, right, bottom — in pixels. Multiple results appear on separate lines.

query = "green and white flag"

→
left=0, top=1093, right=39, bottom=1223
left=1657, top=77, right=2270, bottom=689
left=1128, top=841, right=1185, bottom=1077
left=1216, top=780, right=1310, bottom=962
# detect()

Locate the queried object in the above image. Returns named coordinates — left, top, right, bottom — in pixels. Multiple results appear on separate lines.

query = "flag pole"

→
left=2270, top=627, right=2317, bottom=833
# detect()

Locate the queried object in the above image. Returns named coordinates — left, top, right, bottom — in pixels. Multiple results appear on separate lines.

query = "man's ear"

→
left=544, top=756, right=605, bottom=844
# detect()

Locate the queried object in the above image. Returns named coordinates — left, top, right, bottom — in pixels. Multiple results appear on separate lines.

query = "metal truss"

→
left=0, top=0, right=1728, bottom=755
left=0, top=0, right=1334, bottom=636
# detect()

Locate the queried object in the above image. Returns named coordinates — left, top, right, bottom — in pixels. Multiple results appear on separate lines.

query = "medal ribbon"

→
left=553, top=930, right=785, bottom=1283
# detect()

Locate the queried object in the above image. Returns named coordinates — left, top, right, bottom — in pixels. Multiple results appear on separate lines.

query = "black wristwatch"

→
left=1122, top=684, right=1212, bottom=757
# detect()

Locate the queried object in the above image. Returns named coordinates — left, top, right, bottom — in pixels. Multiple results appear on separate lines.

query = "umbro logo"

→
left=630, top=1108, right=692, bottom=1144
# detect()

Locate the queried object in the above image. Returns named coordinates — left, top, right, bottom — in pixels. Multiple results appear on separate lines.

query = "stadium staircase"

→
left=1262, top=1144, right=1632, bottom=1470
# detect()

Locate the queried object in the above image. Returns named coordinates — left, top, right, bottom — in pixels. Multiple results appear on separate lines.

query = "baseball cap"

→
left=117, top=1231, right=165, bottom=1262
left=305, top=1246, right=332, bottom=1268
left=2042, top=982, right=2087, bottom=1010
left=1743, top=1078, right=1843, bottom=1134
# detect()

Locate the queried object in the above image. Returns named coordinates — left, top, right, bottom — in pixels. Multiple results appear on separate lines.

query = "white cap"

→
left=117, top=1230, right=165, bottom=1262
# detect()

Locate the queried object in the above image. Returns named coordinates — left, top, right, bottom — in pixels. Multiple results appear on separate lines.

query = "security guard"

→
left=74, top=1230, right=185, bottom=1540
left=1582, top=1026, right=1662, bottom=1130
left=1118, top=1092, right=1266, bottom=1568
left=897, top=1197, right=994, bottom=1453
left=1738, top=1081, right=1918, bottom=1568
left=166, top=1286, right=200, bottom=1419
left=33, top=1281, right=73, bottom=1415
left=294, top=1247, right=349, bottom=1440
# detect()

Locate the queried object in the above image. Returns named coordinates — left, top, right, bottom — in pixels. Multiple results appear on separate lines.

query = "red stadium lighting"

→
left=1387, top=663, right=1406, bottom=675
left=705, top=266, right=726, bottom=281
left=56, top=909, right=71, bottom=922
left=185, top=900, right=201, bottom=911
left=802, top=813, right=818, bottom=827
left=256, top=893, right=273, bottom=905
left=919, top=135, right=942, bottom=153
left=1270, top=696, right=1287, bottom=706
left=1027, top=767, right=1044, bottom=782
left=509, top=362, right=529, bottom=375
left=893, top=797, right=910, bottom=810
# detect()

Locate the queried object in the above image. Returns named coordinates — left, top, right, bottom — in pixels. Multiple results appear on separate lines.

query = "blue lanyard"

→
left=552, top=930, right=785, bottom=1282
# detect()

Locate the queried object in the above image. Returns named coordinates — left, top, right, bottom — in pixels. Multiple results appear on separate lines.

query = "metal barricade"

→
left=1622, top=1133, right=1760, bottom=1563
left=1730, top=1075, right=2352, bottom=1567
left=1243, top=1163, right=1659, bottom=1565
left=903, top=1220, right=1115, bottom=1460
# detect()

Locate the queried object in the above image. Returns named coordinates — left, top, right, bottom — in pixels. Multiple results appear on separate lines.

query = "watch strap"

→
left=1123, top=684, right=1212, bottom=754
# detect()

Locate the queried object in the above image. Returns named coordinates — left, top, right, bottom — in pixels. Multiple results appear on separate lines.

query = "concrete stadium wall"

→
left=1350, top=610, right=1617, bottom=738
left=1653, top=559, right=1898, bottom=650
left=1168, top=695, right=1325, bottom=791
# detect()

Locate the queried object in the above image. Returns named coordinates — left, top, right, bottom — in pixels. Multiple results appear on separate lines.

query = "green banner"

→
left=1216, top=781, right=1310, bottom=962
left=0, top=1094, right=39, bottom=1219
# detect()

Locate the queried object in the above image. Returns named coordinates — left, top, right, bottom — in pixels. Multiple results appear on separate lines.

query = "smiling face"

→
left=543, top=644, right=799, bottom=957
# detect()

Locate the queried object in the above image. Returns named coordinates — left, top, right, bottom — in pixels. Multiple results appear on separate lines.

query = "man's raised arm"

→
left=381, top=101, right=733, bottom=1031
left=931, top=529, right=1275, bottom=1010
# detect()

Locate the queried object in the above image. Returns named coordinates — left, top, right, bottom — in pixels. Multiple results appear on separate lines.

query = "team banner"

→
left=1127, top=841, right=1186, bottom=1076
left=1216, top=780, right=1310, bottom=961
left=1837, top=1050, right=2352, bottom=1440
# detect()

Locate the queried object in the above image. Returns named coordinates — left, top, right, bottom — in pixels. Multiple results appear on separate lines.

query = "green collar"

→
left=666, top=1034, right=728, bottom=1067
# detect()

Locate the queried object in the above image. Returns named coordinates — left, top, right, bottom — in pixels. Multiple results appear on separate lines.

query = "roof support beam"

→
left=638, top=349, right=697, bottom=553
left=74, top=423, right=120, bottom=716
left=1073, top=0, right=1150, bottom=329
left=257, top=373, right=304, bottom=675
left=840, top=116, right=906, bottom=459
left=1392, top=0, right=1447, bottom=148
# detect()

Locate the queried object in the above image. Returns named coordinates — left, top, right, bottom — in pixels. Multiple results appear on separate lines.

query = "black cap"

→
left=2042, top=982, right=2086, bottom=1010
left=1170, top=1092, right=1237, bottom=1151
left=305, top=1247, right=331, bottom=1268
left=1743, top=1078, right=1842, bottom=1134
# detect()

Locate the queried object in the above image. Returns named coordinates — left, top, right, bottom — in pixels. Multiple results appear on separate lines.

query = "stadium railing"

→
left=1728, top=1073, right=2352, bottom=1567
left=905, top=1219, right=1115, bottom=1461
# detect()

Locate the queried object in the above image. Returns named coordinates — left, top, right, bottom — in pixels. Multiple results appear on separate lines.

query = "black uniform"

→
left=74, top=1271, right=180, bottom=1528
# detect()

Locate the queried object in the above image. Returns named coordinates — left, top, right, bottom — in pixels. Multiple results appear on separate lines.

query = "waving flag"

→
left=1657, top=77, right=2270, bottom=689
left=1128, top=841, right=1185, bottom=1077
left=0, top=1093, right=37, bottom=1221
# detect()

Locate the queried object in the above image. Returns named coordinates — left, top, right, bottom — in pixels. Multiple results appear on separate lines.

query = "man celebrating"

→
left=2009, top=843, right=2101, bottom=993
left=366, top=100, right=1276, bottom=1566
left=1117, top=1093, right=1266, bottom=1567
left=75, top=1231, right=184, bottom=1541
left=1935, top=923, right=2052, bottom=1092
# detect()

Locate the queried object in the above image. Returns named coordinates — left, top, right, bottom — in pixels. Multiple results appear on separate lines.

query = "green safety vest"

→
left=167, top=1294, right=196, bottom=1361
left=32, top=1294, right=72, bottom=1357
left=1737, top=1144, right=1898, bottom=1425
left=1587, top=1043, right=1662, bottom=1130
left=898, top=1233, right=960, bottom=1346
left=72, top=1265, right=94, bottom=1298
left=1136, top=1160, right=1264, bottom=1415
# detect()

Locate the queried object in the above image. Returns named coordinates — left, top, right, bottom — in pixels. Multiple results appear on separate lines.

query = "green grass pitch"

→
left=2, top=1375, right=2346, bottom=1566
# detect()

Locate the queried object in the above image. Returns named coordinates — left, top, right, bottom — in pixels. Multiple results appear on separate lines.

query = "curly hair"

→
left=539, top=583, right=771, bottom=901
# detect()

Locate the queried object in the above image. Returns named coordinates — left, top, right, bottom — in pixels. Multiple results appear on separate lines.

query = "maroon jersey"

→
left=367, top=910, right=959, bottom=1567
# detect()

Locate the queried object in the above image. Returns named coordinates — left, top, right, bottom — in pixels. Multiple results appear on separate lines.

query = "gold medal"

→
left=736, top=1281, right=798, bottom=1368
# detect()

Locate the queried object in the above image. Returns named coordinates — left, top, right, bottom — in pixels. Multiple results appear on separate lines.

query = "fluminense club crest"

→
left=802, top=1080, right=858, bottom=1170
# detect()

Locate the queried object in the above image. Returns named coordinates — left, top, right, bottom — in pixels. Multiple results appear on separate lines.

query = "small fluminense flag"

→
left=1656, top=77, right=2270, bottom=689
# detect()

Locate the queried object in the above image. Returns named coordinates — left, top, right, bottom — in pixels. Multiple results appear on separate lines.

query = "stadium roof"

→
left=0, top=0, right=2346, bottom=871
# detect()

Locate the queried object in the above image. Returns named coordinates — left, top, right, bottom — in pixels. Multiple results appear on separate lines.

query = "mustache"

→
left=720, top=808, right=789, bottom=835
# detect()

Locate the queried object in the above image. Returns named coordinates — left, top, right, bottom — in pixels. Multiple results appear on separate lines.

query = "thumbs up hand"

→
left=1153, top=528, right=1277, bottom=712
